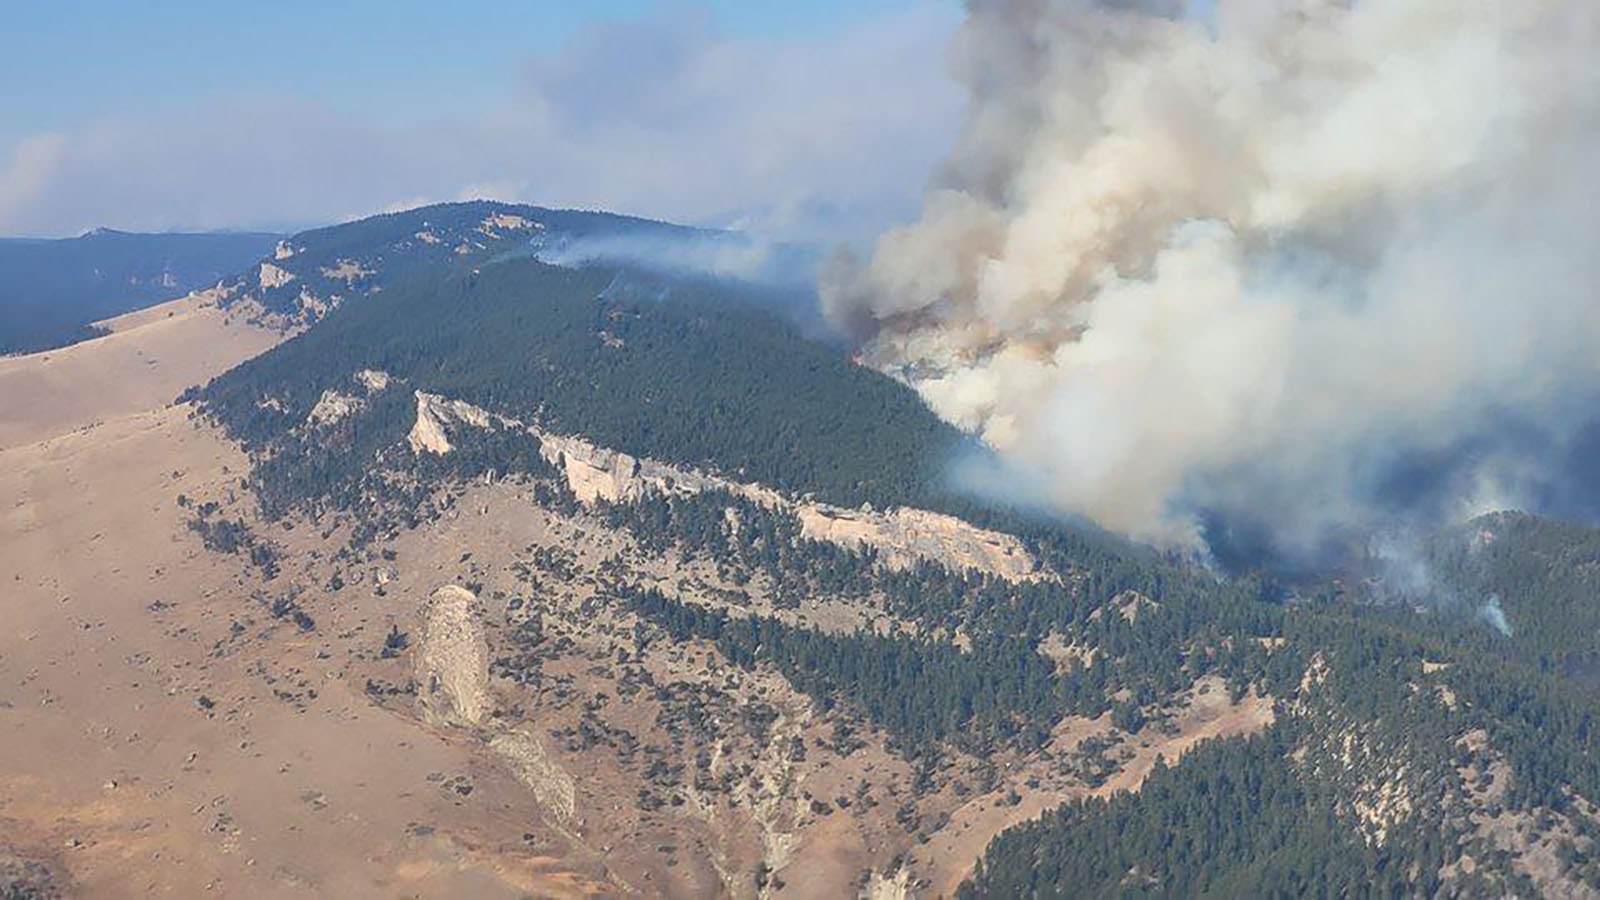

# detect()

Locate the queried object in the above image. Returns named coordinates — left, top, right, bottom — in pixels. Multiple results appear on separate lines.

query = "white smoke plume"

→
left=536, top=230, right=814, bottom=287
left=1478, top=596, right=1514, bottom=638
left=826, top=0, right=1600, bottom=559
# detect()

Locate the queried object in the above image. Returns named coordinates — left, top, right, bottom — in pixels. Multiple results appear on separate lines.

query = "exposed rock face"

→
left=478, top=213, right=540, bottom=237
left=1087, top=590, right=1159, bottom=624
left=273, top=240, right=296, bottom=260
left=307, top=370, right=393, bottom=427
left=294, top=287, right=331, bottom=321
left=866, top=867, right=910, bottom=900
left=408, top=393, right=455, bottom=454
left=417, top=585, right=491, bottom=726
left=308, top=390, right=361, bottom=426
left=413, top=577, right=579, bottom=825
left=539, top=433, right=723, bottom=505
left=1038, top=632, right=1098, bottom=673
left=353, top=369, right=391, bottom=393
left=796, top=506, right=1037, bottom=580
left=258, top=262, right=296, bottom=289
left=405, top=391, right=1041, bottom=581
left=319, top=259, right=374, bottom=284
left=408, top=391, right=501, bottom=455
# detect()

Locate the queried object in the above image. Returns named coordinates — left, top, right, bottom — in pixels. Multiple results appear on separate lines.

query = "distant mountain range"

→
left=0, top=228, right=282, bottom=354
left=0, top=203, right=820, bottom=358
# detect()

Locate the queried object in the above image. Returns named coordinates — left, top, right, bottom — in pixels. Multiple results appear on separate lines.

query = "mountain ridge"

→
left=6, top=197, right=1600, bottom=896
left=0, top=227, right=282, bottom=355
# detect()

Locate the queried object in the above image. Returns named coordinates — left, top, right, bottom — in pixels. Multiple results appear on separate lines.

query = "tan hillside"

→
left=0, top=289, right=278, bottom=451
left=0, top=302, right=1277, bottom=897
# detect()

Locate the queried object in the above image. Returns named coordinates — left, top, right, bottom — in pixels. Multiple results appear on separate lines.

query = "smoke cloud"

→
left=535, top=228, right=832, bottom=335
left=536, top=230, right=816, bottom=288
left=826, top=0, right=1600, bottom=560
left=1478, top=596, right=1514, bottom=638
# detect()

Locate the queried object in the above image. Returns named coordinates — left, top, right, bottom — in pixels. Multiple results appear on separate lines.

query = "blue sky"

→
left=0, top=1, right=964, bottom=236
left=1, top=2, right=926, bottom=140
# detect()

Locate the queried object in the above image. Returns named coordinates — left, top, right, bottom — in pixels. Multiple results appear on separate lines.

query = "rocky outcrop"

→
left=259, top=262, right=296, bottom=289
left=319, top=259, right=374, bottom=284
left=408, top=391, right=503, bottom=454
left=478, top=213, right=540, bottom=238
left=294, top=287, right=332, bottom=321
left=353, top=369, right=390, bottom=393
left=307, top=390, right=361, bottom=426
left=866, top=868, right=910, bottom=900
left=1087, top=590, right=1159, bottom=624
left=414, top=580, right=580, bottom=823
left=404, top=390, right=1041, bottom=581
left=408, top=393, right=455, bottom=454
left=417, top=585, right=491, bottom=726
left=414, top=583, right=580, bottom=823
left=796, top=506, right=1037, bottom=580
left=307, top=370, right=393, bottom=427
left=539, top=433, right=724, bottom=505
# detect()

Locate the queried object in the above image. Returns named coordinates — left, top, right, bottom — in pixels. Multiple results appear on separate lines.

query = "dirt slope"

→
left=0, top=291, right=278, bottom=450
left=0, top=303, right=604, bottom=896
left=0, top=406, right=605, bottom=897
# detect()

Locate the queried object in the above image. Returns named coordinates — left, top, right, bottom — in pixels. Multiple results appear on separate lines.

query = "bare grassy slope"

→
left=0, top=291, right=278, bottom=450
left=0, top=309, right=618, bottom=896
left=0, top=406, right=610, bottom=897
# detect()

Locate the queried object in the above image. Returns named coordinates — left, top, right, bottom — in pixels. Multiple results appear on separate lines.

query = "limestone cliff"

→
left=407, top=390, right=500, bottom=455
left=404, top=391, right=1040, bottom=581
left=795, top=505, right=1037, bottom=581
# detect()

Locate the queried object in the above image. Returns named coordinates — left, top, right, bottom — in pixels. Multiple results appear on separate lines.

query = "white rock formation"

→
left=258, top=262, right=296, bottom=289
left=407, top=391, right=503, bottom=455
left=414, top=581, right=579, bottom=821
left=408, top=394, right=456, bottom=454
left=538, top=433, right=724, bottom=505
left=403, top=391, right=1041, bottom=581
left=305, top=371, right=393, bottom=427
left=417, top=585, right=491, bottom=726
left=307, top=390, right=360, bottom=426
left=354, top=369, right=391, bottom=393
left=795, top=506, right=1037, bottom=580
left=294, top=287, right=331, bottom=321
left=478, top=213, right=540, bottom=238
left=319, top=259, right=374, bottom=284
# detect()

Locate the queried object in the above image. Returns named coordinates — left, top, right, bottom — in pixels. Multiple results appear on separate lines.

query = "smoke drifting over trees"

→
left=826, top=0, right=1600, bottom=561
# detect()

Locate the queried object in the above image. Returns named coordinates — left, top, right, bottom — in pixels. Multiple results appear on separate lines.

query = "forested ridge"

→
left=0, top=228, right=280, bottom=354
left=199, top=251, right=967, bottom=514
left=224, top=200, right=708, bottom=320
left=185, top=203, right=1600, bottom=896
